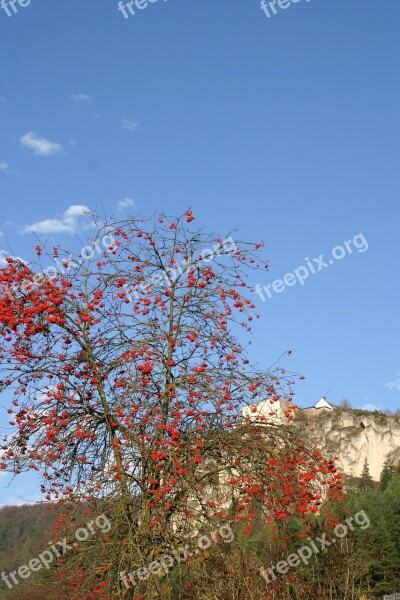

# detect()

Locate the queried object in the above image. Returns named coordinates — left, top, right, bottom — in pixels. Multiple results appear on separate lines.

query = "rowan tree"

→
left=0, top=211, right=343, bottom=599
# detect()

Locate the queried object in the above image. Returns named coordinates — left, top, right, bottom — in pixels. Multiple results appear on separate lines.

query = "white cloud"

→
left=69, top=93, right=91, bottom=104
left=0, top=250, right=26, bottom=266
left=116, top=198, right=135, bottom=212
left=20, top=132, right=63, bottom=156
left=20, top=204, right=93, bottom=235
left=0, top=162, right=21, bottom=177
left=121, top=118, right=138, bottom=132
left=0, top=250, right=8, bottom=266
left=385, top=374, right=400, bottom=391
left=0, top=492, right=43, bottom=509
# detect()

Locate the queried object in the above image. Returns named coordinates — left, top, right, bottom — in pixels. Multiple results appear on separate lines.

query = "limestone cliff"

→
left=297, top=408, right=400, bottom=481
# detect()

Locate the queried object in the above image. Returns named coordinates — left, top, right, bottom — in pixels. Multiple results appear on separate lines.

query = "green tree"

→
left=359, top=458, right=374, bottom=491
left=380, top=458, right=400, bottom=491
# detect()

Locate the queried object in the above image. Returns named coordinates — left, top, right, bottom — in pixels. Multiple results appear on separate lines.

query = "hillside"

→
left=1, top=468, right=400, bottom=599
left=0, top=504, right=56, bottom=576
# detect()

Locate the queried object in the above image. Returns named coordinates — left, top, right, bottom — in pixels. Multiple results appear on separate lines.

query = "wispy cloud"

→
left=0, top=489, right=43, bottom=508
left=0, top=162, right=21, bottom=177
left=0, top=96, right=6, bottom=103
left=20, top=132, right=63, bottom=156
left=0, top=249, right=26, bottom=266
left=385, top=373, right=400, bottom=391
left=121, top=118, right=138, bottom=132
left=69, top=93, right=92, bottom=104
left=116, top=198, right=135, bottom=213
left=20, top=204, right=93, bottom=235
left=0, top=250, right=9, bottom=267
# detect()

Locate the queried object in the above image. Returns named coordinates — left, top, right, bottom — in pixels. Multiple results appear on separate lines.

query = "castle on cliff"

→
left=242, top=396, right=334, bottom=422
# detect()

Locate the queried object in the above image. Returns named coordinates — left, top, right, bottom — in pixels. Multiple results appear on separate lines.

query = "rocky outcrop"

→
left=297, top=408, right=400, bottom=481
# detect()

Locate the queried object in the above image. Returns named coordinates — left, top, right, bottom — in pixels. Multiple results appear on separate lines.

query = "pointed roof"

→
left=314, top=397, right=334, bottom=410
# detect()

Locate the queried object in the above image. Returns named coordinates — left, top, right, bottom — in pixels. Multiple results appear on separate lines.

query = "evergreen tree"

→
left=359, top=458, right=374, bottom=491
left=380, top=458, right=395, bottom=491
left=380, top=458, right=400, bottom=491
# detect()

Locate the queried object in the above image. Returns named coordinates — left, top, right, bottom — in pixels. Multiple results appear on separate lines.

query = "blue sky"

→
left=0, top=0, right=399, bottom=505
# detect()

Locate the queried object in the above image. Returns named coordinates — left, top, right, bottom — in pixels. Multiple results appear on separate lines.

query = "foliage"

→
left=2, top=472, right=400, bottom=599
left=0, top=212, right=343, bottom=598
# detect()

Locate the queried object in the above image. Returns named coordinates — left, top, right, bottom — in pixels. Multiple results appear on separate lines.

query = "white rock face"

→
left=242, top=398, right=400, bottom=481
left=299, top=410, right=400, bottom=481
left=242, top=398, right=285, bottom=422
